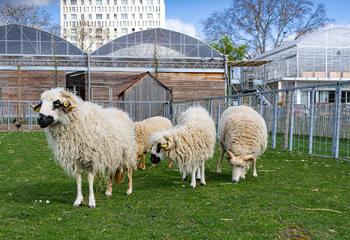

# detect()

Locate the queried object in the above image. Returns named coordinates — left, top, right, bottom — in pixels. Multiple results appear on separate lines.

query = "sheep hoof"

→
left=88, top=199, right=96, bottom=208
left=253, top=173, right=257, bottom=177
left=105, top=191, right=112, bottom=197
left=216, top=169, right=222, bottom=174
left=232, top=180, right=239, bottom=184
left=73, top=198, right=83, bottom=207
left=200, top=182, right=206, bottom=186
left=126, top=189, right=133, bottom=195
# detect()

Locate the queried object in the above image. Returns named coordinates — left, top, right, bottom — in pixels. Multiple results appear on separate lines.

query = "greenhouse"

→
left=252, top=27, right=350, bottom=105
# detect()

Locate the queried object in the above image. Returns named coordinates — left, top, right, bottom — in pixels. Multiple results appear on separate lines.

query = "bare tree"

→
left=0, top=2, right=59, bottom=35
left=203, top=0, right=332, bottom=54
left=65, top=19, right=107, bottom=52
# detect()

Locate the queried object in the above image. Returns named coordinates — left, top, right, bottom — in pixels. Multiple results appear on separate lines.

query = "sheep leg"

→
left=217, top=143, right=225, bottom=174
left=126, top=168, right=133, bottom=195
left=190, top=168, right=197, bottom=189
left=142, top=154, right=146, bottom=170
left=253, top=159, right=257, bottom=177
left=105, top=176, right=113, bottom=197
left=200, top=162, right=206, bottom=186
left=196, top=165, right=201, bottom=181
left=182, top=172, right=187, bottom=182
left=73, top=172, right=83, bottom=207
left=168, top=159, right=173, bottom=169
left=87, top=172, right=96, bottom=208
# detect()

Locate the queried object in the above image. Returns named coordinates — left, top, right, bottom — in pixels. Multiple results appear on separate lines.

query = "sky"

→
left=16, top=0, right=350, bottom=38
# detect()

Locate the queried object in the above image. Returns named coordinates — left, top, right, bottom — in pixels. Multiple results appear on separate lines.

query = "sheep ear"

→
left=161, top=136, right=172, bottom=150
left=32, top=101, right=42, bottom=112
left=60, top=91, right=76, bottom=113
left=226, top=150, right=235, bottom=160
left=243, top=154, right=255, bottom=162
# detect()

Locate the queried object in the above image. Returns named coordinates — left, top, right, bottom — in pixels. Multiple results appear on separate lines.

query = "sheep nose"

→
left=38, top=114, right=54, bottom=128
left=150, top=154, right=161, bottom=164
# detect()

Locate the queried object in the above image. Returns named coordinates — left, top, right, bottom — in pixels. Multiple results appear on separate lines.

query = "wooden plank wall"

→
left=0, top=70, right=66, bottom=101
left=90, top=72, right=142, bottom=101
left=157, top=72, right=225, bottom=101
left=121, top=74, right=171, bottom=121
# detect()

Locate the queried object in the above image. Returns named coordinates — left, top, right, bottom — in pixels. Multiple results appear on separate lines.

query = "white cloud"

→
left=16, top=0, right=54, bottom=6
left=165, top=18, right=198, bottom=38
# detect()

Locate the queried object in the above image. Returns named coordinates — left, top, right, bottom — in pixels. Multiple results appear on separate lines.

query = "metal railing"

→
left=172, top=81, right=350, bottom=161
left=0, top=100, right=170, bottom=131
left=3, top=81, right=350, bottom=161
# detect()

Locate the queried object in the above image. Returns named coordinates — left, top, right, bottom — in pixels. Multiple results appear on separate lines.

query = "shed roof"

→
left=117, top=72, right=171, bottom=96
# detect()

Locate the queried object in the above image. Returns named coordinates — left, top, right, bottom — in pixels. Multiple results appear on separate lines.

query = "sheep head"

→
left=226, top=150, right=255, bottom=183
left=35, top=88, right=77, bottom=128
left=150, top=135, right=173, bottom=164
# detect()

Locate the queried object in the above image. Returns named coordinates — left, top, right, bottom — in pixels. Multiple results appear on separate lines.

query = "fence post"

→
left=289, top=90, right=295, bottom=151
left=308, top=88, right=315, bottom=154
left=216, top=98, right=222, bottom=139
left=332, top=85, right=342, bottom=158
left=7, top=101, right=10, bottom=131
left=272, top=92, right=278, bottom=149
left=207, top=98, right=212, bottom=115
left=259, top=94, right=264, bottom=115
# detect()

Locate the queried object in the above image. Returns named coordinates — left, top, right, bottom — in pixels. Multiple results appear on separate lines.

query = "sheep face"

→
left=34, top=89, right=76, bottom=128
left=150, top=136, right=172, bottom=164
left=227, top=151, right=254, bottom=183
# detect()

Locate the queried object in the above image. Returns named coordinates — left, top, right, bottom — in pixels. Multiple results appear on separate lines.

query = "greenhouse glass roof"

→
left=0, top=24, right=85, bottom=56
left=92, top=28, right=223, bottom=59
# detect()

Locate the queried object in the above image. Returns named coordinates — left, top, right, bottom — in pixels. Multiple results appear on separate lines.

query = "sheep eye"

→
left=156, top=143, right=161, bottom=153
left=53, top=100, right=61, bottom=109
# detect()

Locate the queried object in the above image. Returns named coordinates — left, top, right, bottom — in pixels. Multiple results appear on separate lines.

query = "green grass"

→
left=0, top=132, right=350, bottom=239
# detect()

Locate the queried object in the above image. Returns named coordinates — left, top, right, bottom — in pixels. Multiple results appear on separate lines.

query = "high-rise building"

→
left=60, top=0, right=166, bottom=52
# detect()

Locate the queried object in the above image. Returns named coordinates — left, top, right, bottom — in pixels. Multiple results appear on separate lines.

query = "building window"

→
left=147, top=0, right=152, bottom=5
left=106, top=14, right=110, bottom=19
left=121, top=0, right=128, bottom=4
left=147, top=13, right=153, bottom=19
left=114, top=14, right=118, bottom=19
left=89, top=0, right=92, bottom=4
left=114, top=0, right=118, bottom=4
left=63, top=0, right=67, bottom=5
left=139, top=0, right=143, bottom=4
left=64, top=14, right=67, bottom=20
left=96, top=0, right=102, bottom=5
left=71, top=0, right=77, bottom=5
left=132, top=13, right=135, bottom=19
left=122, top=28, right=128, bottom=34
left=121, top=13, right=128, bottom=20
left=96, top=14, right=102, bottom=20
left=139, top=13, right=143, bottom=19
left=71, top=14, right=77, bottom=20
left=81, top=0, right=84, bottom=4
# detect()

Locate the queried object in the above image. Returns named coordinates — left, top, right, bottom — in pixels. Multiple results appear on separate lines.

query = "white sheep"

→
left=34, top=88, right=137, bottom=208
left=150, top=106, right=216, bottom=188
left=134, top=116, right=173, bottom=170
left=216, top=105, right=267, bottom=183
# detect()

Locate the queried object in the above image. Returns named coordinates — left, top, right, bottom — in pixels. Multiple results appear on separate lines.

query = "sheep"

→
left=149, top=106, right=216, bottom=188
left=33, top=88, right=137, bottom=208
left=216, top=105, right=267, bottom=183
left=134, top=116, right=173, bottom=170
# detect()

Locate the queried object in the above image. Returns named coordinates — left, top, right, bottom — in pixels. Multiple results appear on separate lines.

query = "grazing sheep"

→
left=216, top=105, right=267, bottom=183
left=134, top=116, right=173, bottom=170
left=33, top=88, right=137, bottom=208
left=150, top=106, right=216, bottom=188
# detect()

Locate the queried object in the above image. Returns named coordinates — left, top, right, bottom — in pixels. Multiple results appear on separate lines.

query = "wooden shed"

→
left=89, top=72, right=171, bottom=121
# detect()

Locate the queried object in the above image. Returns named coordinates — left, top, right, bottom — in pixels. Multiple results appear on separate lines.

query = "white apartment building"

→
left=60, top=0, right=166, bottom=52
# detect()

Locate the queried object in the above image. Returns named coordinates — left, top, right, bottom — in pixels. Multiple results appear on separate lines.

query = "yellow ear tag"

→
left=63, top=102, right=69, bottom=108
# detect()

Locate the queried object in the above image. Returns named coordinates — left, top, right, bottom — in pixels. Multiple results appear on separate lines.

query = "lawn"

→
left=0, top=132, right=350, bottom=239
